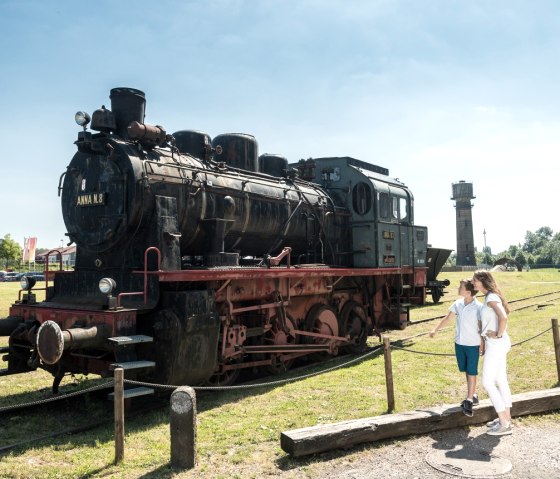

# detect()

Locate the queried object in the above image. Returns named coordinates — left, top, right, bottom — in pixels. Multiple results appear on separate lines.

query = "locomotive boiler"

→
left=0, top=88, right=450, bottom=392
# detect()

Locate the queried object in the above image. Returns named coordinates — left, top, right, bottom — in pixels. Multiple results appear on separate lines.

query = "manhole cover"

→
left=426, top=446, right=512, bottom=478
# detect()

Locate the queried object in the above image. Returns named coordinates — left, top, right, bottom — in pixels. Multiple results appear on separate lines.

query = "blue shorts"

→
left=454, top=343, right=480, bottom=376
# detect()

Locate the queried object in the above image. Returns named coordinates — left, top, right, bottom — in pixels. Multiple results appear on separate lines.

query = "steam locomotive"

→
left=0, top=88, right=450, bottom=392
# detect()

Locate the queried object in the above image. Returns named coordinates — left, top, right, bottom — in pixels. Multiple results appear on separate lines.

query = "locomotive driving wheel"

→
left=265, top=314, right=298, bottom=374
left=204, top=358, right=242, bottom=386
left=339, top=301, right=368, bottom=353
left=304, top=303, right=339, bottom=358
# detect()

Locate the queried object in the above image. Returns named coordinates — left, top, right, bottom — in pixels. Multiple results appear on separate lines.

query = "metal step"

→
left=111, top=360, right=156, bottom=371
left=0, top=346, right=9, bottom=354
left=0, top=368, right=9, bottom=376
left=108, top=335, right=153, bottom=346
left=108, top=386, right=154, bottom=400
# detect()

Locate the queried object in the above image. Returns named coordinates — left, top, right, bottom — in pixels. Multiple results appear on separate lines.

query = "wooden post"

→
left=383, top=335, right=395, bottom=412
left=114, top=367, right=124, bottom=464
left=170, top=386, right=197, bottom=469
left=552, top=318, right=560, bottom=385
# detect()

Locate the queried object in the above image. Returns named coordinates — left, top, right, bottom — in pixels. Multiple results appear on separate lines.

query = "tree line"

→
left=0, top=234, right=50, bottom=270
left=447, top=226, right=560, bottom=268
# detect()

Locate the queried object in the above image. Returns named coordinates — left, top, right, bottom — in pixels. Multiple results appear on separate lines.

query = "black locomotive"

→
left=0, top=88, right=450, bottom=392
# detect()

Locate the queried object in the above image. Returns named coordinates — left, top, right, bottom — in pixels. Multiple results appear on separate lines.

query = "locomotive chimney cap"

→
left=109, top=87, right=145, bottom=98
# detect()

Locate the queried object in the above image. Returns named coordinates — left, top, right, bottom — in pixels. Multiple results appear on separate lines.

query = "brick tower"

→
left=451, top=181, right=476, bottom=266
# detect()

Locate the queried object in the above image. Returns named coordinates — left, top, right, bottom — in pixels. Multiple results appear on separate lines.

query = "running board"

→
left=108, top=386, right=154, bottom=400
left=110, top=360, right=156, bottom=371
left=108, top=335, right=153, bottom=346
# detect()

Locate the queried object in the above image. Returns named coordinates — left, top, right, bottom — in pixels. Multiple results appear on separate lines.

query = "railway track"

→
left=0, top=394, right=168, bottom=454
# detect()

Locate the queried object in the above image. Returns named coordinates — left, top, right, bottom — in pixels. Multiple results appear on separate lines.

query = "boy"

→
left=429, top=279, right=484, bottom=416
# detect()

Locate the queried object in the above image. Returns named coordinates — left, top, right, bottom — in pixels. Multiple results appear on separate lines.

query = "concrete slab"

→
left=426, top=446, right=512, bottom=478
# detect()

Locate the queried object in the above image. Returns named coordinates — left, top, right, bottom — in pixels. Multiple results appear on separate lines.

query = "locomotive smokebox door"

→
left=152, top=196, right=181, bottom=271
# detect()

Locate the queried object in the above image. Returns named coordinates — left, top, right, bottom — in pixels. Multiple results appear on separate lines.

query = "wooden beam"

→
left=280, top=388, right=560, bottom=457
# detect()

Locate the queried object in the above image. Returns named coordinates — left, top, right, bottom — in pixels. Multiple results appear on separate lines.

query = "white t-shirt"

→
left=480, top=292, right=507, bottom=337
left=449, top=297, right=482, bottom=346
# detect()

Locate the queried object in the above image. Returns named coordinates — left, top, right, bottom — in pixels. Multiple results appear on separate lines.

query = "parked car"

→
left=0, top=271, right=7, bottom=282
left=4, top=272, right=20, bottom=282
left=23, top=272, right=45, bottom=281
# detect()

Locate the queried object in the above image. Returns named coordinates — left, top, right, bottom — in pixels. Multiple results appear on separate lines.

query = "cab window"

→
left=392, top=196, right=398, bottom=219
left=379, top=192, right=389, bottom=219
left=352, top=182, right=372, bottom=215
left=399, top=197, right=408, bottom=221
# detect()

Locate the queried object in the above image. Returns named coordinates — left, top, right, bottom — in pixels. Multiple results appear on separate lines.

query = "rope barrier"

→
left=0, top=380, right=114, bottom=413
left=0, top=323, right=555, bottom=410
left=511, top=327, right=553, bottom=347
left=390, top=346, right=454, bottom=356
left=123, top=344, right=384, bottom=391
left=119, top=324, right=555, bottom=390
left=388, top=326, right=554, bottom=356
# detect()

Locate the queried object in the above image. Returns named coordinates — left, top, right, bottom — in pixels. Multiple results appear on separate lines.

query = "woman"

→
left=472, top=270, right=513, bottom=436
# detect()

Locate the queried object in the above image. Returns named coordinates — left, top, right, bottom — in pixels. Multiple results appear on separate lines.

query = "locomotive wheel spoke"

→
left=266, top=353, right=293, bottom=375
left=265, top=315, right=297, bottom=374
left=204, top=359, right=241, bottom=386
left=340, top=301, right=368, bottom=354
left=304, top=303, right=339, bottom=359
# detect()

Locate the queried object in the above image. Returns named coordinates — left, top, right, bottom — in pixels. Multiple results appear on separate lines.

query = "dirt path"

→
left=277, top=418, right=560, bottom=479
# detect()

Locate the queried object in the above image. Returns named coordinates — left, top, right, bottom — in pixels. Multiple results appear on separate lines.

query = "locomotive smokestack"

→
left=110, top=87, right=146, bottom=139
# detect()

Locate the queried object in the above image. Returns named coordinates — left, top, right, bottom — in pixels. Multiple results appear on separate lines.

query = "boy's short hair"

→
left=460, top=279, right=478, bottom=296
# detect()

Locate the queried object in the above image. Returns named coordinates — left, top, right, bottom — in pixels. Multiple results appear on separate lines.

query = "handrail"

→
left=44, top=249, right=64, bottom=292
left=117, top=246, right=161, bottom=307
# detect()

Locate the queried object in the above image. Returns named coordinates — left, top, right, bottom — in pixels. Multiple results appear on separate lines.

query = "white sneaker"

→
left=486, top=418, right=500, bottom=428
left=486, top=422, right=512, bottom=436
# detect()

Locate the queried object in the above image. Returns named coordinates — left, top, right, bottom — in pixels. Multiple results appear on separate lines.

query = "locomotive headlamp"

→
left=99, top=277, right=116, bottom=295
left=20, top=275, right=36, bottom=291
left=75, top=111, right=91, bottom=128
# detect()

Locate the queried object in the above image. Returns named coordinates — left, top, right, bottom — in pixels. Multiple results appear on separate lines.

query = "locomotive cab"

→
left=295, top=156, right=428, bottom=270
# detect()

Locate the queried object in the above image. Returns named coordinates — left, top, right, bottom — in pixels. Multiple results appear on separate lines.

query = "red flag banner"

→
left=23, top=237, right=37, bottom=262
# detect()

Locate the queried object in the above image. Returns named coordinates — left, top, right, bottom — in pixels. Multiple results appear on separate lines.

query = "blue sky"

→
left=1, top=0, right=559, bottom=255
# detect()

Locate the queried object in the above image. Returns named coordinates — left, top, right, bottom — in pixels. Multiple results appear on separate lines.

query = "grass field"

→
left=0, top=270, right=559, bottom=478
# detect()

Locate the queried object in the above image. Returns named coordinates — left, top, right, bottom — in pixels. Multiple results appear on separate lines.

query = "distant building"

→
left=451, top=181, right=476, bottom=267
left=36, top=245, right=76, bottom=268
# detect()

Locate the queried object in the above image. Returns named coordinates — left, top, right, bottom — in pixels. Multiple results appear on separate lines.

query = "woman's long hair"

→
left=473, top=270, right=510, bottom=313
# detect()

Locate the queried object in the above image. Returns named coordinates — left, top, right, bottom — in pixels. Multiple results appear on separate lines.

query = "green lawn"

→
left=0, top=270, right=559, bottom=478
